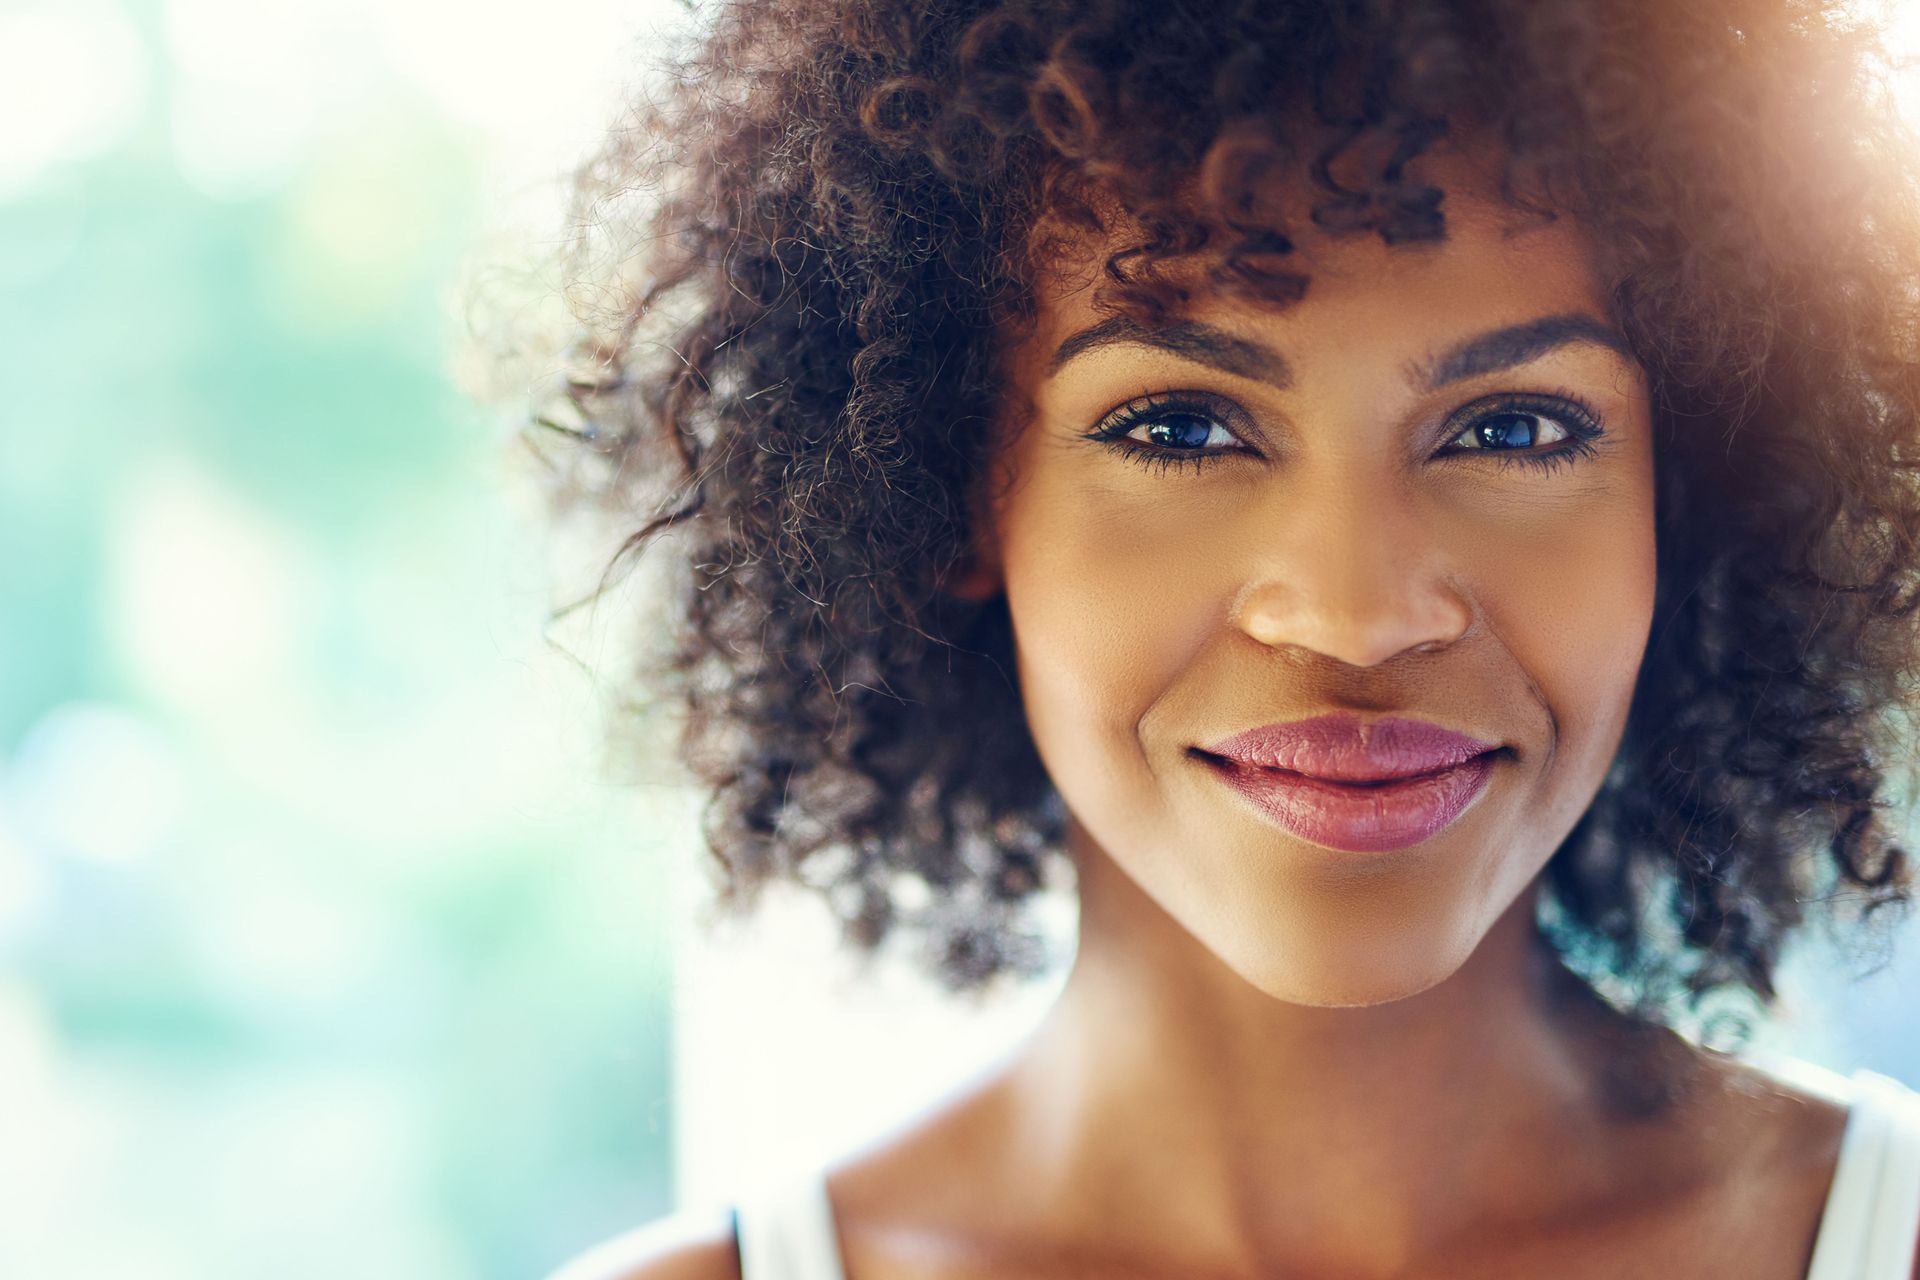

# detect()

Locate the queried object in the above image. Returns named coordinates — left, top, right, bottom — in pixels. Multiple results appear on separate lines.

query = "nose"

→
left=1230, top=494, right=1475, bottom=668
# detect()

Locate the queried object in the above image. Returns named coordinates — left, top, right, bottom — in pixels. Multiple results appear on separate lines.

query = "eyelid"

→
left=1082, top=388, right=1262, bottom=448
left=1435, top=386, right=1607, bottom=451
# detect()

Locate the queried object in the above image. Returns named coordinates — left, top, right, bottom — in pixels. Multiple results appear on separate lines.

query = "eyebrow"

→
left=1044, top=310, right=1639, bottom=390
left=1047, top=316, right=1291, bottom=383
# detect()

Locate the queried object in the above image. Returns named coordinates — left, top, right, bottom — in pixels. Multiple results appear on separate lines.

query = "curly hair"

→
left=505, top=0, right=1920, bottom=1037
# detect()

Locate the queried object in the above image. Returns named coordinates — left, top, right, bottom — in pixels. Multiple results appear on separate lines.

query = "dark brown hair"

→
left=504, top=0, right=1920, bottom=1040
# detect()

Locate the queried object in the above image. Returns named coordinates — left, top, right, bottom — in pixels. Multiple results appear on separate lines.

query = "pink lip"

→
left=1204, top=713, right=1499, bottom=781
left=1201, top=713, right=1502, bottom=852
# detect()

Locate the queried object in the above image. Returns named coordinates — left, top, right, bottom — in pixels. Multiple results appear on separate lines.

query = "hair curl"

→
left=504, top=0, right=1920, bottom=1036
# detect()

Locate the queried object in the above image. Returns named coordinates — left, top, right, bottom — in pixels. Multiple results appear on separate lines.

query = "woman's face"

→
left=969, top=148, right=1658, bottom=1007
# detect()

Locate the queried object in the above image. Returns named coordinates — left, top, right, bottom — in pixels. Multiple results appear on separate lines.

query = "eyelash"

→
left=1081, top=388, right=1608, bottom=478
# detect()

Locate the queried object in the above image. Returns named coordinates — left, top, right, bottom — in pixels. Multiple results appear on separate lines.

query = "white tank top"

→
left=729, top=1059, right=1920, bottom=1280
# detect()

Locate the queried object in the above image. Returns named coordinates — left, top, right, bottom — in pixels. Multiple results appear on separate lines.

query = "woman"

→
left=518, top=0, right=1920, bottom=1275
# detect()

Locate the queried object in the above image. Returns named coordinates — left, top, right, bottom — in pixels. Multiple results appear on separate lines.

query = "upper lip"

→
left=1202, top=713, right=1500, bottom=783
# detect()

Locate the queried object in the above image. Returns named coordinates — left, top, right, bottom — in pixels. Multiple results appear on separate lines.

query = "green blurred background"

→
left=5, top=1, right=1920, bottom=1278
left=0, top=0, right=692, bottom=1275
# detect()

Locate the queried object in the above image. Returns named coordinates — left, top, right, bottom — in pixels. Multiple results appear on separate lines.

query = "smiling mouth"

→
left=1194, top=748, right=1504, bottom=853
left=1195, top=747, right=1497, bottom=787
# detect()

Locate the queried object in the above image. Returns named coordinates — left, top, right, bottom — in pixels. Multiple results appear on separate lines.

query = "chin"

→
left=1192, top=876, right=1491, bottom=1009
left=1252, top=964, right=1462, bottom=1010
left=1232, top=941, right=1472, bottom=1009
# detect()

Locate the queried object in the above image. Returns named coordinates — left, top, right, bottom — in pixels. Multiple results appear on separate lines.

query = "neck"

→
left=995, top=822, right=1704, bottom=1278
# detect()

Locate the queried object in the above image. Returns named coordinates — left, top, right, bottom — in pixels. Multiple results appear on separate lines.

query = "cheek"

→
left=994, top=469, right=1225, bottom=789
left=1464, top=478, right=1659, bottom=781
left=992, top=439, right=1659, bottom=828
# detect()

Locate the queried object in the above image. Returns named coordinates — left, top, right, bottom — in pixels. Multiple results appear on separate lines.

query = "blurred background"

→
left=4, top=0, right=1920, bottom=1277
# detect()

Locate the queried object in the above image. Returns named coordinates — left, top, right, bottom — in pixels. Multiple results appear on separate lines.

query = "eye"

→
left=1436, top=390, right=1608, bottom=476
left=1080, top=391, right=1251, bottom=475
left=1082, top=386, right=1610, bottom=478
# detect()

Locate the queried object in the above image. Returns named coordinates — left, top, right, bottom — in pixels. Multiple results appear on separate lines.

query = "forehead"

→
left=1015, top=145, right=1614, bottom=378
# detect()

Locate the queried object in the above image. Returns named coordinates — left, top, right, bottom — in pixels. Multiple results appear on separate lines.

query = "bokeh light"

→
left=1, top=1, right=686, bottom=1276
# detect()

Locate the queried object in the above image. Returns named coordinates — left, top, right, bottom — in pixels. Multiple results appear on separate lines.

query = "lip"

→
left=1204, top=713, right=1500, bottom=782
left=1200, top=713, right=1503, bottom=853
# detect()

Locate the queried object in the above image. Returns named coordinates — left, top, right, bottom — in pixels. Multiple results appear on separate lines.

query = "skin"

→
left=978, top=155, right=1654, bottom=1019
left=591, top=138, right=1869, bottom=1280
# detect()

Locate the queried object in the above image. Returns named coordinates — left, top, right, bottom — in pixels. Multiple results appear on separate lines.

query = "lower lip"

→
left=1207, top=753, right=1499, bottom=852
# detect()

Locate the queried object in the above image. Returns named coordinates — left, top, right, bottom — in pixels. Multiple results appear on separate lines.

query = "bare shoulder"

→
left=1726, top=1053, right=1851, bottom=1118
left=542, top=1205, right=742, bottom=1280
left=1701, top=1053, right=1851, bottom=1189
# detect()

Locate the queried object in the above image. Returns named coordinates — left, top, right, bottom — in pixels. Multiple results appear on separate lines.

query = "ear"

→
left=939, top=488, right=1004, bottom=602
left=940, top=526, right=1003, bottom=601
left=941, top=553, right=1002, bottom=601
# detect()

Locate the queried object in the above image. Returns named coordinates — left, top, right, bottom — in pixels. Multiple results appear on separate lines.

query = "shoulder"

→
left=1734, top=1055, right=1920, bottom=1280
left=542, top=1205, right=742, bottom=1280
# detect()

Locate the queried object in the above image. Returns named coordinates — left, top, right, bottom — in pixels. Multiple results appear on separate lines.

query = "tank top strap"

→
left=732, top=1169, right=849, bottom=1280
left=1805, top=1067, right=1920, bottom=1280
